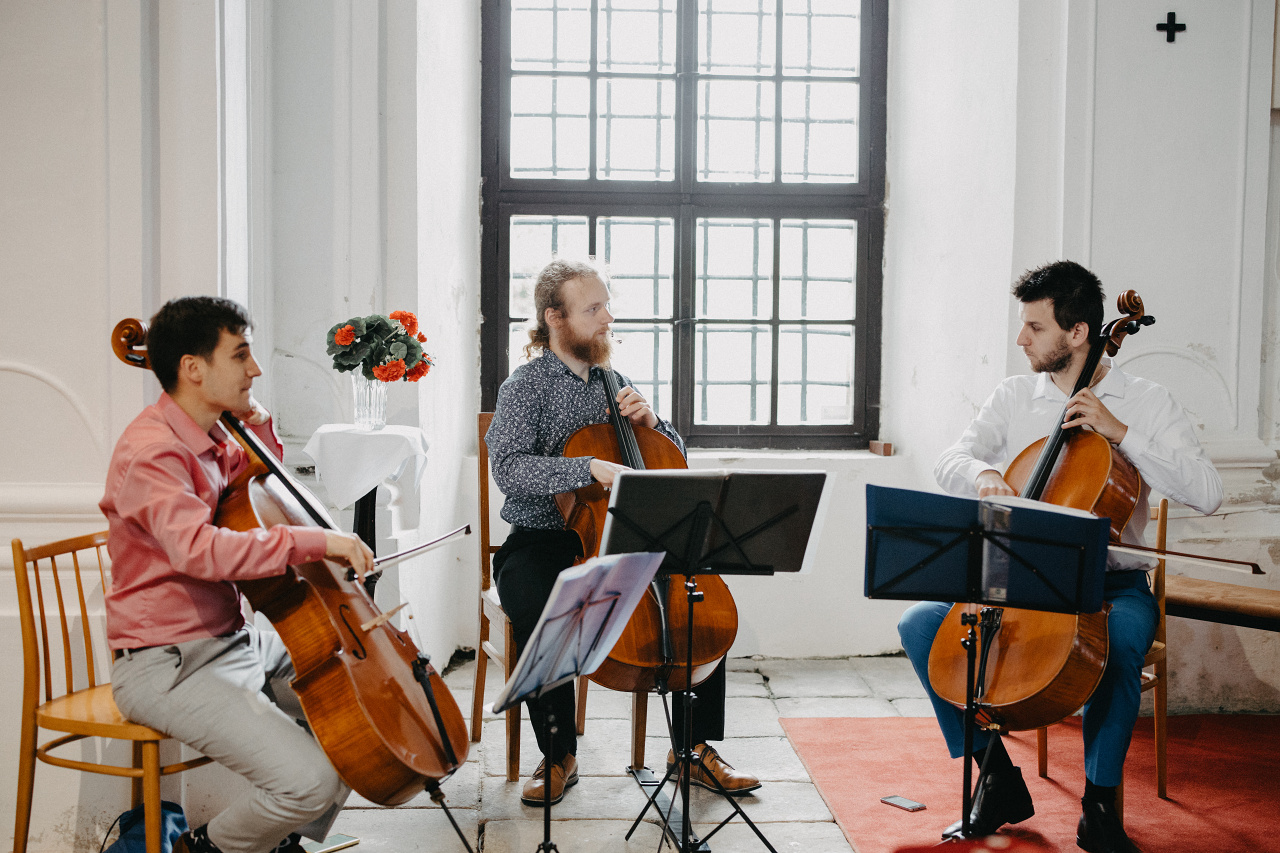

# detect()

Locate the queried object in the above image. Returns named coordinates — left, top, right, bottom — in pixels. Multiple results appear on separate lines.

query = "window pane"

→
left=699, top=0, right=775, bottom=75
left=511, top=76, right=590, bottom=179
left=598, top=78, right=676, bottom=181
left=599, top=0, right=677, bottom=74
left=509, top=215, right=590, bottom=317
left=781, top=80, right=858, bottom=182
left=598, top=217, right=674, bottom=318
left=695, top=323, right=772, bottom=424
left=779, top=219, right=856, bottom=319
left=782, top=0, right=860, bottom=76
left=698, top=80, right=775, bottom=182
left=697, top=218, right=773, bottom=320
left=510, top=322, right=535, bottom=374
left=611, top=322, right=673, bottom=417
left=778, top=324, right=852, bottom=424
left=512, top=0, right=591, bottom=71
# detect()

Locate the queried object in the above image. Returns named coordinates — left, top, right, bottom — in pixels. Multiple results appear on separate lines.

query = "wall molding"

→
left=0, top=362, right=107, bottom=457
left=0, top=483, right=105, bottom=519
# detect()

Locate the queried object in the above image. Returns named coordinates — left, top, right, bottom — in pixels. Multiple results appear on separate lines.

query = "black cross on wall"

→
left=1156, top=12, right=1186, bottom=43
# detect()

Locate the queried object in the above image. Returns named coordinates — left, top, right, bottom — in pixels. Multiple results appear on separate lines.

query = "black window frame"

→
left=480, top=0, right=887, bottom=450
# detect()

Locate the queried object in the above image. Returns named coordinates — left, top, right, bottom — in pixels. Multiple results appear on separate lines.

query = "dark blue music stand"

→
left=864, top=484, right=1109, bottom=838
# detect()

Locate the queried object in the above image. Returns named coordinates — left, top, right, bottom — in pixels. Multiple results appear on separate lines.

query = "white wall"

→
left=1, top=1, right=240, bottom=847
left=403, top=0, right=485, bottom=665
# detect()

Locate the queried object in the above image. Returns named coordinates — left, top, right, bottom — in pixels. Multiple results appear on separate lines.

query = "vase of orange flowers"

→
left=326, top=309, right=433, bottom=430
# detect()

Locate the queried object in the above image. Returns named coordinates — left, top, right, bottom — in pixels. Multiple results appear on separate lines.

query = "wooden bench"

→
left=1164, top=576, right=1280, bottom=633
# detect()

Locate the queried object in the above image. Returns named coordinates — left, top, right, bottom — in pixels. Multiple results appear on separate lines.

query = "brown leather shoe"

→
left=666, top=744, right=761, bottom=795
left=521, top=754, right=579, bottom=806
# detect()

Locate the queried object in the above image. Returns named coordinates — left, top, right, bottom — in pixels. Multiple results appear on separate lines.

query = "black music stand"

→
left=864, top=484, right=1109, bottom=839
left=490, top=551, right=665, bottom=853
left=600, top=469, right=828, bottom=853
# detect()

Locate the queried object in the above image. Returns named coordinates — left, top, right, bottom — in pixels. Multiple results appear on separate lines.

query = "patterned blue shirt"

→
left=485, top=350, right=686, bottom=530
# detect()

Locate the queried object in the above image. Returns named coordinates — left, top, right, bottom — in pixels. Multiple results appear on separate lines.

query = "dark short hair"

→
left=1012, top=260, right=1104, bottom=338
left=147, top=296, right=252, bottom=392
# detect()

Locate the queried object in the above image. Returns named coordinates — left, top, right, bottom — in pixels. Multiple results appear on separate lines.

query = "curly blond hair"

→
left=522, top=257, right=608, bottom=360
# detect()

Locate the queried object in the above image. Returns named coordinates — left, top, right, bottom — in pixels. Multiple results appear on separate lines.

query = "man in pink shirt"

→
left=101, top=296, right=373, bottom=853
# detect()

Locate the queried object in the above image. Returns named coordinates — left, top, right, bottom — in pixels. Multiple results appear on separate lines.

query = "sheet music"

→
left=488, top=551, right=665, bottom=713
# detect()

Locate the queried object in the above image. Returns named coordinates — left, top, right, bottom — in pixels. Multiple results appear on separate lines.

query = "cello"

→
left=555, top=367, right=738, bottom=694
left=109, top=318, right=471, bottom=811
left=927, top=291, right=1154, bottom=732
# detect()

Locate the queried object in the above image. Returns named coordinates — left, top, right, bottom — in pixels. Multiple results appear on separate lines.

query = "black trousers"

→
left=493, top=526, right=726, bottom=765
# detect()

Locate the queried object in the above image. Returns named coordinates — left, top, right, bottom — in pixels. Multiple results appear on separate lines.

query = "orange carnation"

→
left=416, top=332, right=427, bottom=343
left=389, top=310, right=418, bottom=337
left=334, top=325, right=356, bottom=346
left=405, top=360, right=431, bottom=382
left=372, top=359, right=406, bottom=382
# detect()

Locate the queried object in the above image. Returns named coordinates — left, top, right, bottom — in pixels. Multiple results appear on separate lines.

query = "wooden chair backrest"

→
left=12, top=531, right=112, bottom=715
left=1151, top=499, right=1168, bottom=646
left=477, top=413, right=500, bottom=591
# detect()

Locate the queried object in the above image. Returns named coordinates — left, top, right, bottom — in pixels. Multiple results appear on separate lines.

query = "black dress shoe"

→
left=941, top=765, right=1035, bottom=839
left=1077, top=798, right=1136, bottom=853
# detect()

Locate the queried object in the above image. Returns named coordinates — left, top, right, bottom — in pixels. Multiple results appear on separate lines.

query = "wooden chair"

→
left=471, top=412, right=594, bottom=781
left=1036, top=499, right=1169, bottom=816
left=12, top=531, right=212, bottom=853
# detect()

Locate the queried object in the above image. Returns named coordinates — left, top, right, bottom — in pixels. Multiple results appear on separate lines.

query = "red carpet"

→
left=781, top=715, right=1280, bottom=853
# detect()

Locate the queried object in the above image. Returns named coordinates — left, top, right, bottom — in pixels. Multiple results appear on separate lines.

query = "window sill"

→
left=687, top=448, right=887, bottom=464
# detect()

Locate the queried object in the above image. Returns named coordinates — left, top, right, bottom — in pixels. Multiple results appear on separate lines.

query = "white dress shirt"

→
left=934, top=358, right=1223, bottom=570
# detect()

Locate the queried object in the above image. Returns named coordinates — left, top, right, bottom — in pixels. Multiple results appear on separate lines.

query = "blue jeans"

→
left=898, top=570, right=1157, bottom=787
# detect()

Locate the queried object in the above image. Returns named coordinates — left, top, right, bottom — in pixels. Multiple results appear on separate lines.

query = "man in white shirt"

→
left=899, top=261, right=1221, bottom=853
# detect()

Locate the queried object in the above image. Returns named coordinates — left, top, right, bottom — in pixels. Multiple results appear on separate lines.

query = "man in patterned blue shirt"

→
left=485, top=258, right=760, bottom=806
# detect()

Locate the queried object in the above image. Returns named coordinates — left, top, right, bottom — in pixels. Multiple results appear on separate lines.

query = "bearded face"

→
left=550, top=275, right=616, bottom=366
left=562, top=319, right=614, bottom=366
left=1027, top=333, right=1073, bottom=374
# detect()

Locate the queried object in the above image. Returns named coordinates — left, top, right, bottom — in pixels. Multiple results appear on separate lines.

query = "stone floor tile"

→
left=757, top=660, right=873, bottom=698
left=327, top=802, right=477, bottom=852
left=680, top=780, right=833, bottom=823
left=480, top=718, right=544, bottom=778
left=343, top=759, right=481, bottom=810
left=726, top=668, right=770, bottom=697
left=480, top=818, right=667, bottom=853
left=630, top=735, right=809, bottom=783
left=727, top=656, right=763, bottom=672
left=581, top=683, right=645, bottom=719
left=706, top=735, right=810, bottom=782
left=620, top=694, right=784, bottom=739
left=847, top=655, right=927, bottom=699
left=891, top=697, right=937, bottom=717
left=446, top=688, right=475, bottom=721
left=775, top=696, right=899, bottom=718
left=441, top=657, right=479, bottom=691
left=480, top=774, right=662, bottom=822
left=722, top=697, right=787, bottom=737
left=692, top=818, right=853, bottom=852
left=574, top=718, right=649, bottom=774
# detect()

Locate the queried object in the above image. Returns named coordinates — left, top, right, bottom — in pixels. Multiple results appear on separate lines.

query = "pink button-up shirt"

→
left=101, top=393, right=328, bottom=649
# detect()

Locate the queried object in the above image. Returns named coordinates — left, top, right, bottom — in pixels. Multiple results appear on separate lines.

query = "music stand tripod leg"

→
left=953, top=611, right=998, bottom=841
left=679, top=580, right=777, bottom=853
left=624, top=676, right=710, bottom=850
left=536, top=692, right=559, bottom=853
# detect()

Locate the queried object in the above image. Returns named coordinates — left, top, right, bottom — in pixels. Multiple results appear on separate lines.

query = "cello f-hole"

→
left=339, top=604, right=368, bottom=660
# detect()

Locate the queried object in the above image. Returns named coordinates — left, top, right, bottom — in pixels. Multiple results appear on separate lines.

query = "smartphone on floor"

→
left=881, top=795, right=926, bottom=812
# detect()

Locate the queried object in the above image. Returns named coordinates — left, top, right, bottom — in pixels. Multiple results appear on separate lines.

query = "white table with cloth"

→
left=301, top=424, right=429, bottom=556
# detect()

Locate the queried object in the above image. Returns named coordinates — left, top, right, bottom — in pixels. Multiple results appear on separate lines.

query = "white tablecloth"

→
left=301, top=424, right=429, bottom=509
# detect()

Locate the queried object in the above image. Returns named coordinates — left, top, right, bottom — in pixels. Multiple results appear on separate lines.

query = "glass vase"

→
left=352, top=373, right=388, bottom=430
